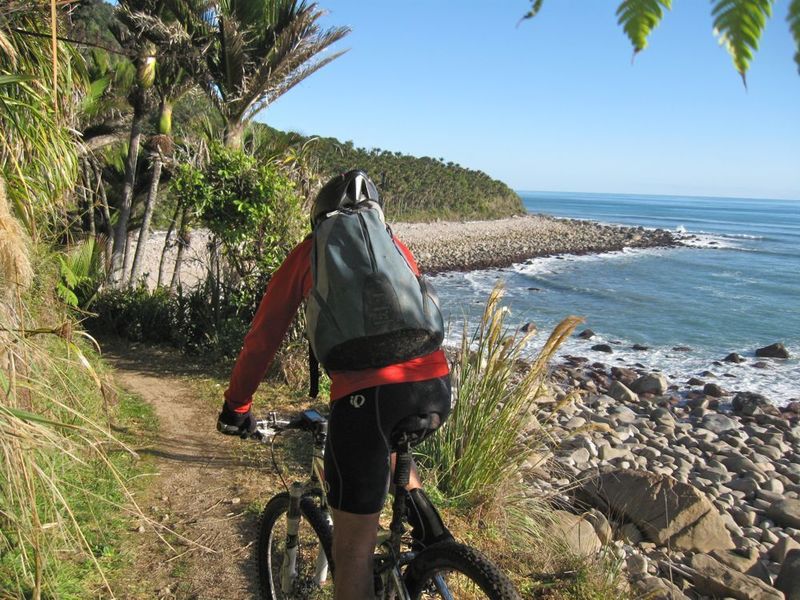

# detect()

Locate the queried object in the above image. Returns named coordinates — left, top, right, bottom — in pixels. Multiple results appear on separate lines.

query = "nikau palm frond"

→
left=616, top=0, right=672, bottom=56
left=182, top=0, right=350, bottom=147
left=712, top=0, right=774, bottom=86
left=789, top=0, right=800, bottom=74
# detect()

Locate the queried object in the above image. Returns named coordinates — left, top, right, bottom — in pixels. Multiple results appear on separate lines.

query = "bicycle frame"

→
left=255, top=411, right=453, bottom=600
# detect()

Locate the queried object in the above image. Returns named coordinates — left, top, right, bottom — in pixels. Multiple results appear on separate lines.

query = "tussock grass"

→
left=0, top=260, right=151, bottom=598
left=419, top=283, right=582, bottom=543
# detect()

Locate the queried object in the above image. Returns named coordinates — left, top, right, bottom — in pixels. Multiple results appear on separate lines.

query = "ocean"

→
left=429, top=191, right=800, bottom=404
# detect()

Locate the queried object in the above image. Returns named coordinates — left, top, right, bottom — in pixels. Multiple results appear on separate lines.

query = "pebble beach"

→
left=392, top=213, right=679, bottom=274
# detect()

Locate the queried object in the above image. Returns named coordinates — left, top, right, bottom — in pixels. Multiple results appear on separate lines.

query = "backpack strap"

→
left=308, top=342, right=320, bottom=399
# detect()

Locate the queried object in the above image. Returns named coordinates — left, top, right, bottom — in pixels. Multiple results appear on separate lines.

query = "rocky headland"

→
left=526, top=347, right=799, bottom=599
left=393, top=214, right=679, bottom=274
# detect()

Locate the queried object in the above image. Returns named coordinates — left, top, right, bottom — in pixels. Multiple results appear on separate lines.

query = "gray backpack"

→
left=306, top=201, right=444, bottom=371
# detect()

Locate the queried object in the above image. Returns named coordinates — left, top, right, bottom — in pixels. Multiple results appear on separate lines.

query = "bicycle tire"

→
left=257, top=492, right=334, bottom=600
left=404, top=541, right=522, bottom=600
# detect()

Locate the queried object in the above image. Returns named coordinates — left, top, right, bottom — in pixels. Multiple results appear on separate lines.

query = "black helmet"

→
left=311, top=169, right=381, bottom=226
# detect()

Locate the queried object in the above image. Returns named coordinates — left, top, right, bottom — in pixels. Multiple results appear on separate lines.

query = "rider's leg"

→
left=331, top=508, right=380, bottom=600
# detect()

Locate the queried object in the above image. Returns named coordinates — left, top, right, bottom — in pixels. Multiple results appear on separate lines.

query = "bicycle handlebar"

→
left=244, top=409, right=328, bottom=442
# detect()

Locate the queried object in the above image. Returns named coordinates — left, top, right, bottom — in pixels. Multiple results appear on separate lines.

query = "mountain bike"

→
left=247, top=409, right=522, bottom=600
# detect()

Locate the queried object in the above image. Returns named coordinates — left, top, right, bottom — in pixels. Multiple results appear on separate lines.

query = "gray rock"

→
left=776, top=549, right=800, bottom=599
left=711, top=546, right=759, bottom=571
left=767, top=499, right=800, bottom=529
left=770, top=536, right=800, bottom=563
left=592, top=343, right=613, bottom=353
left=620, top=522, right=644, bottom=544
left=608, top=405, right=638, bottom=425
left=726, top=477, right=761, bottom=497
left=579, top=469, right=734, bottom=552
left=704, top=383, right=725, bottom=397
left=632, top=576, right=691, bottom=600
left=630, top=372, right=670, bottom=395
left=607, top=380, right=638, bottom=404
left=546, top=510, right=603, bottom=558
left=583, top=509, right=613, bottom=544
left=702, top=413, right=740, bottom=434
left=733, top=392, right=772, bottom=416
left=690, top=553, right=784, bottom=600
left=725, top=352, right=746, bottom=363
left=756, top=342, right=790, bottom=359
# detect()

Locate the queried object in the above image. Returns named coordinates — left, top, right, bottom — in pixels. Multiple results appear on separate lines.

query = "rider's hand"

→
left=216, top=403, right=257, bottom=437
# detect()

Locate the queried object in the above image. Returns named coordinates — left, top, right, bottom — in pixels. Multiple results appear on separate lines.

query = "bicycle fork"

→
left=280, top=482, right=304, bottom=592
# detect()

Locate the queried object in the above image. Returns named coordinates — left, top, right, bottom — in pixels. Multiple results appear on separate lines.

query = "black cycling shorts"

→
left=324, top=375, right=451, bottom=514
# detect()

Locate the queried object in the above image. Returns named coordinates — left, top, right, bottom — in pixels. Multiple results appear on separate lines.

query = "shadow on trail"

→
left=97, top=335, right=232, bottom=379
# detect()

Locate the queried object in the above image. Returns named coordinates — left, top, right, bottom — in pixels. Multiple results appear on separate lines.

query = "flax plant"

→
left=420, top=283, right=582, bottom=542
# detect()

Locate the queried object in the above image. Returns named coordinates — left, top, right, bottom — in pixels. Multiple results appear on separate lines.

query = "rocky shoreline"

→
left=528, top=352, right=799, bottom=599
left=392, top=214, right=680, bottom=274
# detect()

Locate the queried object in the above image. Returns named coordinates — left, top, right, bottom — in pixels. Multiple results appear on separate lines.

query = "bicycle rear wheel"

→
left=257, top=492, right=334, bottom=599
left=403, top=541, right=521, bottom=600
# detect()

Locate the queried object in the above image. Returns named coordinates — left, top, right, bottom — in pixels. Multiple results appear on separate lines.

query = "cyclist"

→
left=217, top=170, right=453, bottom=600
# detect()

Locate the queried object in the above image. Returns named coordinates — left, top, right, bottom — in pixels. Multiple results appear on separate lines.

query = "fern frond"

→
left=789, top=0, right=800, bottom=74
left=616, top=0, right=672, bottom=55
left=712, top=0, right=774, bottom=86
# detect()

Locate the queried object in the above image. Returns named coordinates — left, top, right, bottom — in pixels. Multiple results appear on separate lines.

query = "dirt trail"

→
left=103, top=340, right=275, bottom=600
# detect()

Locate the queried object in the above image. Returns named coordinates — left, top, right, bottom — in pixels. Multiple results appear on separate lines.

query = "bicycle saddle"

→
left=390, top=413, right=443, bottom=448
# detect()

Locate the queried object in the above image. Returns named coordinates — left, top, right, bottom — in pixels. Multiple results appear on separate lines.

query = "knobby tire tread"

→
left=404, top=541, right=522, bottom=600
left=257, top=492, right=334, bottom=600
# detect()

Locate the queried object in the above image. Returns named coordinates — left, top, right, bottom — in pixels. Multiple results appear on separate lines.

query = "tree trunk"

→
left=157, top=200, right=181, bottom=288
left=81, top=161, right=96, bottom=238
left=95, top=162, right=114, bottom=271
left=170, top=207, right=189, bottom=293
left=129, top=152, right=162, bottom=285
left=223, top=119, right=245, bottom=149
left=110, top=90, right=146, bottom=286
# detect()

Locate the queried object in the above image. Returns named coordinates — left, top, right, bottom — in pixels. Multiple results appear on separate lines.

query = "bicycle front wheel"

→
left=404, top=541, right=521, bottom=600
left=257, top=492, right=334, bottom=600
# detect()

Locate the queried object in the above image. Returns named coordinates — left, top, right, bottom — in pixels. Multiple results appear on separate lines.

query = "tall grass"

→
left=1, top=179, right=144, bottom=598
left=419, top=283, right=582, bottom=542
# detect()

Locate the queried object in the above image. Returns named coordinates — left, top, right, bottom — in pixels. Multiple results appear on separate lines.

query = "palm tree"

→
left=523, top=0, right=800, bottom=85
left=183, top=0, right=350, bottom=149
left=129, top=53, right=195, bottom=284
left=106, top=4, right=157, bottom=284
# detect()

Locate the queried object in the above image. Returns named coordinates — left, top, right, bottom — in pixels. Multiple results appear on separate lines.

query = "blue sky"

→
left=258, top=1, right=800, bottom=200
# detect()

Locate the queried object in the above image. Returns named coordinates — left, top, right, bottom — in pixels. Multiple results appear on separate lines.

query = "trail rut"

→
left=104, top=341, right=274, bottom=600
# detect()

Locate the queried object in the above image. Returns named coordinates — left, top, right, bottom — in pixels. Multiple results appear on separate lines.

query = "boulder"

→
left=578, top=470, right=734, bottom=552
left=520, top=322, right=537, bottom=334
left=776, top=549, right=800, bottom=599
left=545, top=510, right=603, bottom=557
left=630, top=373, right=669, bottom=395
left=632, top=576, right=691, bottom=600
left=767, top=499, right=800, bottom=529
left=591, top=343, right=613, bottom=353
left=756, top=342, right=790, bottom=359
left=703, top=383, right=724, bottom=397
left=608, top=380, right=638, bottom=404
left=691, top=554, right=784, bottom=600
left=610, top=366, right=638, bottom=386
left=725, top=352, right=746, bottom=363
left=578, top=329, right=595, bottom=339
left=701, top=413, right=740, bottom=434
left=711, top=547, right=758, bottom=571
left=583, top=509, right=613, bottom=544
left=733, top=392, right=772, bottom=416
left=769, top=536, right=800, bottom=563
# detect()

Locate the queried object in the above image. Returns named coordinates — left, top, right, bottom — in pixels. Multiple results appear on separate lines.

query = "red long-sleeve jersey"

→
left=224, top=236, right=449, bottom=413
